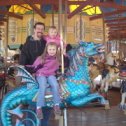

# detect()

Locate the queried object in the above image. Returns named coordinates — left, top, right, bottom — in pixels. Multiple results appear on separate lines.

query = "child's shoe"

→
left=54, top=105, right=61, bottom=120
left=36, top=108, right=43, bottom=119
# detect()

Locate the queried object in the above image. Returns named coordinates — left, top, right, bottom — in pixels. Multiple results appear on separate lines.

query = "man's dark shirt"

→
left=19, top=36, right=46, bottom=65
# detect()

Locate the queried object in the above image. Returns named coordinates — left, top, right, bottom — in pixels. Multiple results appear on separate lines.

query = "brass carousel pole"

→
left=63, top=1, right=68, bottom=126
left=52, top=5, right=54, bottom=26
left=58, top=0, right=64, bottom=74
left=64, top=0, right=68, bottom=44
left=32, top=9, right=35, bottom=34
left=102, top=12, right=110, bottom=109
left=58, top=0, right=67, bottom=126
left=102, top=10, right=108, bottom=63
left=5, top=16, right=9, bottom=67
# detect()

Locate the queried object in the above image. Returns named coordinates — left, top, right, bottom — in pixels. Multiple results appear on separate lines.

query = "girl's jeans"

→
left=36, top=75, right=61, bottom=107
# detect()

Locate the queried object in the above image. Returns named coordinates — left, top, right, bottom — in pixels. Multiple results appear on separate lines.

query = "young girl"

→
left=44, top=26, right=63, bottom=47
left=26, top=42, right=61, bottom=119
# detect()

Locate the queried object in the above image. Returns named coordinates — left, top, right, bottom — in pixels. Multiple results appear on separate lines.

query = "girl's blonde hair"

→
left=49, top=26, right=57, bottom=30
left=40, top=42, right=60, bottom=64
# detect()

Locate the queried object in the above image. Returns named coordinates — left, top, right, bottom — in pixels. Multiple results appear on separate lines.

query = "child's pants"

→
left=36, top=75, right=61, bottom=107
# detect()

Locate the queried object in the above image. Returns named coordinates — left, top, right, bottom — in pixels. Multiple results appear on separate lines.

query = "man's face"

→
left=34, top=24, right=45, bottom=39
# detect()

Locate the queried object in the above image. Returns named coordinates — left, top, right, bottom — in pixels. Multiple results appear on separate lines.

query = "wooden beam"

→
left=108, top=34, right=126, bottom=37
left=68, top=0, right=126, bottom=19
left=0, top=19, right=7, bottom=22
left=19, top=5, right=32, bottom=11
left=68, top=1, right=88, bottom=5
left=90, top=10, right=126, bottom=20
left=107, top=22, right=126, bottom=27
left=68, top=0, right=126, bottom=9
left=104, top=17, right=126, bottom=23
left=108, top=31, right=126, bottom=34
left=0, top=0, right=65, bottom=6
left=108, top=35, right=126, bottom=39
left=68, top=0, right=92, bottom=19
left=108, top=33, right=126, bottom=40
left=91, top=0, right=126, bottom=10
left=0, top=10, right=23, bottom=19
left=108, top=36, right=124, bottom=39
left=0, top=21, right=4, bottom=25
left=108, top=25, right=126, bottom=29
left=0, top=0, right=125, bottom=9
left=108, top=29, right=126, bottom=33
left=24, top=0, right=46, bottom=18
left=108, top=37, right=126, bottom=40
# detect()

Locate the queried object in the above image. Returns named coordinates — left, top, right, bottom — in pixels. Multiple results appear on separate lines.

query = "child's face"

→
left=47, top=45, right=57, bottom=56
left=48, top=28, right=57, bottom=38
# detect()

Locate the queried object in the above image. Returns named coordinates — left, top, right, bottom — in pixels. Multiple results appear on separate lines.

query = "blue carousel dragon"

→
left=0, top=42, right=108, bottom=126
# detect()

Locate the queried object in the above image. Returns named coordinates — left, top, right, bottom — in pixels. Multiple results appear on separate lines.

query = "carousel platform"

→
left=0, top=89, right=125, bottom=126
left=49, top=89, right=126, bottom=126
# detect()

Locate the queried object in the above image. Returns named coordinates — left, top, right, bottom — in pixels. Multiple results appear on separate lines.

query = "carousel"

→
left=0, top=0, right=126, bottom=126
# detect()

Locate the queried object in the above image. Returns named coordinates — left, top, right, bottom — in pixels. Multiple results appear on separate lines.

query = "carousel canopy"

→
left=0, top=0, right=126, bottom=40
left=0, top=0, right=124, bottom=19
left=9, top=3, right=102, bottom=16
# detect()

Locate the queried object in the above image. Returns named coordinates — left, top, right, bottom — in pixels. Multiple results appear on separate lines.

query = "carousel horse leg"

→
left=104, top=81, right=109, bottom=93
left=120, top=92, right=126, bottom=114
left=120, top=92, right=126, bottom=106
left=105, top=100, right=110, bottom=110
left=103, top=81, right=110, bottom=110
left=120, top=92, right=126, bottom=112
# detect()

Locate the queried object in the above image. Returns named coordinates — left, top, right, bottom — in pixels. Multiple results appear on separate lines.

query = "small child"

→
left=44, top=26, right=63, bottom=47
left=26, top=42, right=61, bottom=119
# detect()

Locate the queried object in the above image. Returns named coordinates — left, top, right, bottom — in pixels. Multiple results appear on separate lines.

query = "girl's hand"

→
left=32, top=73, right=35, bottom=77
left=61, top=48, right=66, bottom=55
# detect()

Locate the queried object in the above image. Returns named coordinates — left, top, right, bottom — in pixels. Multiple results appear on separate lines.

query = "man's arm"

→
left=19, top=36, right=30, bottom=65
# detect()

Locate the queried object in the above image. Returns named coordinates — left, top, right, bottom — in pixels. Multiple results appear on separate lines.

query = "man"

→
left=20, top=22, right=46, bottom=65
left=19, top=22, right=52, bottom=126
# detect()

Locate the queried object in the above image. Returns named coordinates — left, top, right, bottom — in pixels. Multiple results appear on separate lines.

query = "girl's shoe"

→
left=36, top=108, right=43, bottom=119
left=54, top=105, right=61, bottom=119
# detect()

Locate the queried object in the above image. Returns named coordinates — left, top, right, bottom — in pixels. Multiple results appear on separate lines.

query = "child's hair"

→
left=40, top=42, right=60, bottom=64
left=49, top=26, right=57, bottom=30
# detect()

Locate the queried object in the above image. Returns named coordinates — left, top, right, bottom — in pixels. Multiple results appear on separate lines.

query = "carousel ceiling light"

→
left=69, top=5, right=101, bottom=15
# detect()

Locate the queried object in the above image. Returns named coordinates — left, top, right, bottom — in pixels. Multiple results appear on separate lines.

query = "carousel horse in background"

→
left=90, top=63, right=119, bottom=95
left=0, top=42, right=108, bottom=126
left=119, top=65, right=126, bottom=113
left=119, top=78, right=126, bottom=113
left=89, top=63, right=100, bottom=87
left=99, top=65, right=119, bottom=93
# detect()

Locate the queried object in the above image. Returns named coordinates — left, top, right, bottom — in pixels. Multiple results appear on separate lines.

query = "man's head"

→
left=34, top=22, right=45, bottom=39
